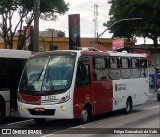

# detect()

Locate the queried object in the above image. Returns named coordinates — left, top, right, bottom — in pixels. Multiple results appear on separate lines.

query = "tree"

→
left=105, top=0, right=160, bottom=47
left=0, top=0, right=69, bottom=49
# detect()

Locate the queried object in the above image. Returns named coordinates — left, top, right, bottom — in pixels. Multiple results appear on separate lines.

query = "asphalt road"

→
left=0, top=92, right=159, bottom=137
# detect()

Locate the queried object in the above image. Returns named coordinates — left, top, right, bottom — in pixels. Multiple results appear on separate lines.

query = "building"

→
left=12, top=30, right=136, bottom=51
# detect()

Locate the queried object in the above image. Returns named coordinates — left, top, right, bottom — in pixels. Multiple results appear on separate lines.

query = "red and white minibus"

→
left=18, top=48, right=149, bottom=123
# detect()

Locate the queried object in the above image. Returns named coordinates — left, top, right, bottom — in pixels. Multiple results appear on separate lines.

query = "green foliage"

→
left=40, top=0, right=69, bottom=21
left=106, top=0, right=160, bottom=45
left=0, top=0, right=69, bottom=49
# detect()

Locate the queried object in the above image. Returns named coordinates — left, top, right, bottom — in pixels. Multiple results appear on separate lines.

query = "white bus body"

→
left=18, top=50, right=149, bottom=123
left=0, top=49, right=31, bottom=120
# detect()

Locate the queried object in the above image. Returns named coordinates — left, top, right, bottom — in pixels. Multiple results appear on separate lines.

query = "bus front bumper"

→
left=18, top=102, right=73, bottom=119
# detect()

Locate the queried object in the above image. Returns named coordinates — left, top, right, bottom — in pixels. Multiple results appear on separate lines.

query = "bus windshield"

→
left=19, top=54, right=76, bottom=95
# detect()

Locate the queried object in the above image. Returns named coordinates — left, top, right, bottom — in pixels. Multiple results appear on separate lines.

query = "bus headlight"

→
left=18, top=105, right=23, bottom=110
left=60, top=106, right=65, bottom=111
left=58, top=95, right=70, bottom=104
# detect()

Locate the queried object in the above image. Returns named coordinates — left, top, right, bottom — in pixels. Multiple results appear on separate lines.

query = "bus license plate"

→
left=34, top=108, right=44, bottom=112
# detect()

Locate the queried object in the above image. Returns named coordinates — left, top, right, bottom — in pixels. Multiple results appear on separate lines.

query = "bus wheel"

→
left=123, top=99, right=131, bottom=114
left=81, top=107, right=90, bottom=124
left=0, top=103, right=5, bottom=123
left=34, top=118, right=46, bottom=124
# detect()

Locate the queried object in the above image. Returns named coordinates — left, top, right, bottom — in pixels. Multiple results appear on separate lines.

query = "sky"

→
left=38, top=0, right=154, bottom=45
left=12, top=0, right=153, bottom=45
left=39, top=0, right=111, bottom=38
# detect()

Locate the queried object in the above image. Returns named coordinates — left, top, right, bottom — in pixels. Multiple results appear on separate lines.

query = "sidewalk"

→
left=149, top=88, right=157, bottom=95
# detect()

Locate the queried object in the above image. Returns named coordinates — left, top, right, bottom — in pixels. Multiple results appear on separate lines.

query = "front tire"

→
left=123, top=99, right=131, bottom=114
left=80, top=107, right=89, bottom=124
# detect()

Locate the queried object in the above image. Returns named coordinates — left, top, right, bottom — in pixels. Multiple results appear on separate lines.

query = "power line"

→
left=39, top=1, right=108, bottom=33
left=65, top=12, right=95, bottom=25
left=68, top=2, right=109, bottom=36
left=71, top=2, right=108, bottom=18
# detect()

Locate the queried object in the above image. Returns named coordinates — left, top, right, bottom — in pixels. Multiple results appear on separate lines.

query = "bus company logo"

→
left=115, top=83, right=118, bottom=91
left=2, top=129, right=11, bottom=134
left=115, top=83, right=127, bottom=91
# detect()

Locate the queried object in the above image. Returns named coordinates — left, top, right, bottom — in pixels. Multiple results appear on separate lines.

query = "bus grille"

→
left=28, top=109, right=55, bottom=116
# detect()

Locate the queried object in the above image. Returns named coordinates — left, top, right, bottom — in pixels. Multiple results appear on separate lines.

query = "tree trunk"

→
left=17, top=37, right=26, bottom=50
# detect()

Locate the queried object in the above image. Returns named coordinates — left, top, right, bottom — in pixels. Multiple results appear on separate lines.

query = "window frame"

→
left=108, top=57, right=121, bottom=80
left=75, top=57, right=91, bottom=87
left=0, top=59, right=8, bottom=90
left=140, top=58, right=148, bottom=78
left=131, top=58, right=141, bottom=78
left=120, top=57, right=131, bottom=79
left=93, top=57, right=109, bottom=81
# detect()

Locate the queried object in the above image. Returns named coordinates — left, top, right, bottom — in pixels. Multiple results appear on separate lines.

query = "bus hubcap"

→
left=126, top=101, right=130, bottom=111
left=82, top=109, right=88, bottom=122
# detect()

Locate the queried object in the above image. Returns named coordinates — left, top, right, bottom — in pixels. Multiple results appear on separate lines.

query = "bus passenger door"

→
left=92, top=58, right=113, bottom=115
left=93, top=74, right=113, bottom=114
left=101, top=80, right=113, bottom=113
left=73, top=57, right=92, bottom=118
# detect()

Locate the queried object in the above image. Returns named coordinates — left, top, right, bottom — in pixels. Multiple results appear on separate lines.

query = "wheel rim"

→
left=82, top=109, right=88, bottom=122
left=126, top=101, right=130, bottom=112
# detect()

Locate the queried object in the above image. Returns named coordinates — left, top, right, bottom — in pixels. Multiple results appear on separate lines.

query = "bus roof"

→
left=0, top=49, right=31, bottom=59
left=32, top=50, right=147, bottom=58
left=108, top=51, right=147, bottom=58
left=81, top=51, right=146, bottom=57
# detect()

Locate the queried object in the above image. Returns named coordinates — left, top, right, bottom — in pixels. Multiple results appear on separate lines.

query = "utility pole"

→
left=93, top=4, right=98, bottom=38
left=99, top=18, right=143, bottom=38
left=92, top=18, right=143, bottom=43
left=33, top=0, right=40, bottom=52
left=47, top=28, right=54, bottom=49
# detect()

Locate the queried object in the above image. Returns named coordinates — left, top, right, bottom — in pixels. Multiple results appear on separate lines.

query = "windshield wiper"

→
left=27, top=66, right=45, bottom=90
left=27, top=75, right=39, bottom=90
left=38, top=66, right=46, bottom=80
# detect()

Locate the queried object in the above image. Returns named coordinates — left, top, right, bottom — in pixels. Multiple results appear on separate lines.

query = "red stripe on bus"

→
left=20, top=94, right=41, bottom=105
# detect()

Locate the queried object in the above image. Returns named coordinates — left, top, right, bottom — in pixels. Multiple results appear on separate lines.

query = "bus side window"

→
left=0, top=59, right=7, bottom=90
left=93, top=57, right=108, bottom=81
left=140, top=58, right=148, bottom=78
left=131, top=58, right=140, bottom=78
left=108, top=57, right=121, bottom=80
left=75, top=58, right=90, bottom=87
left=120, top=58, right=131, bottom=79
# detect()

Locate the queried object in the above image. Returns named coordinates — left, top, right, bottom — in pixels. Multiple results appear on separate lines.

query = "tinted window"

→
left=120, top=58, right=131, bottom=79
left=0, top=59, right=7, bottom=89
left=93, top=57, right=108, bottom=80
left=131, top=58, right=140, bottom=78
left=108, top=57, right=121, bottom=80
left=19, top=54, right=76, bottom=95
left=140, top=58, right=148, bottom=78
left=75, top=57, right=91, bottom=87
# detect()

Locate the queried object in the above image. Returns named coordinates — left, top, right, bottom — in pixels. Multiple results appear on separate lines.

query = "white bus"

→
left=0, top=49, right=31, bottom=122
left=17, top=49, right=149, bottom=124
